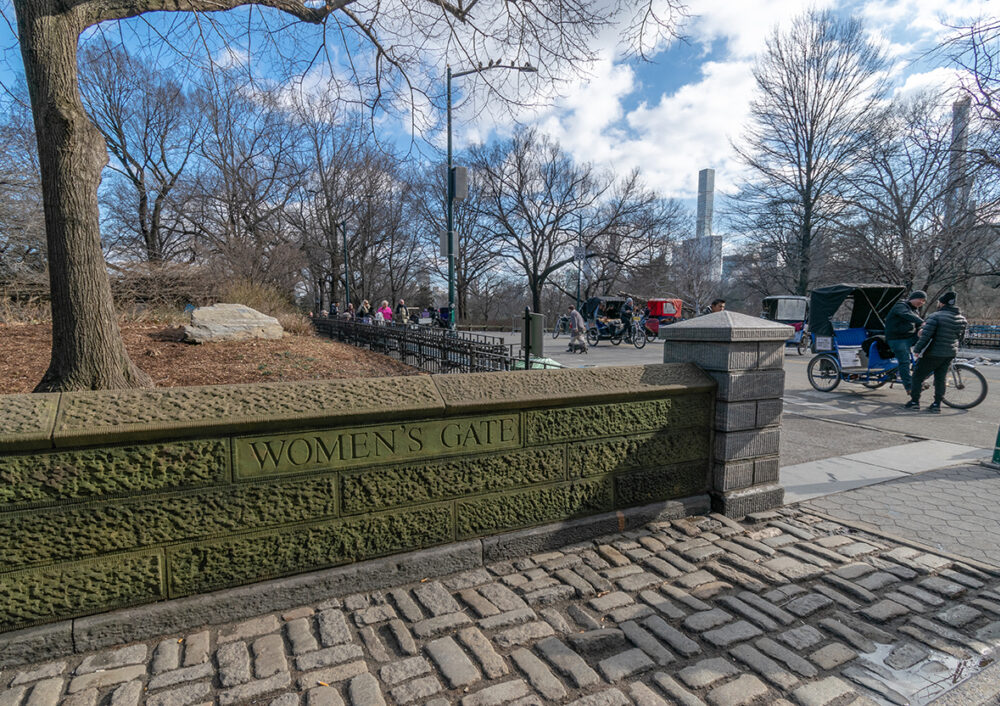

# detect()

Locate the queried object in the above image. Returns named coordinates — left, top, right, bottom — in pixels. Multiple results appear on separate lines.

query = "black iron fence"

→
left=314, top=318, right=557, bottom=373
left=966, top=322, right=1000, bottom=349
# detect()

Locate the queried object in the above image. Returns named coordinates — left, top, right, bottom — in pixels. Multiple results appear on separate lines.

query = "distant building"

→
left=680, top=168, right=723, bottom=281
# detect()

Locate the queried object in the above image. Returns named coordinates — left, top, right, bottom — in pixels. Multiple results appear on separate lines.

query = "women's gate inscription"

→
left=234, top=414, right=521, bottom=478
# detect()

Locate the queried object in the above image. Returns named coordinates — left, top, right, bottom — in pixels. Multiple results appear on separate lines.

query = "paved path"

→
left=803, top=463, right=1000, bottom=567
left=5, top=508, right=1000, bottom=705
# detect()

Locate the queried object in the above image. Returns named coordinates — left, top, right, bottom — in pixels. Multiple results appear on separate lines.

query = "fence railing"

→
left=966, top=322, right=1000, bottom=349
left=314, top=318, right=557, bottom=373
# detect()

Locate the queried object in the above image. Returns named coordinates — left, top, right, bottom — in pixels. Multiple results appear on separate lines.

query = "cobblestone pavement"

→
left=804, top=464, right=1000, bottom=566
left=4, top=508, right=1000, bottom=706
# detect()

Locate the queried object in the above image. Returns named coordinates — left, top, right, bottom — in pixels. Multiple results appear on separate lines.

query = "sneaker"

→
left=927, top=402, right=941, bottom=414
left=903, top=400, right=920, bottom=410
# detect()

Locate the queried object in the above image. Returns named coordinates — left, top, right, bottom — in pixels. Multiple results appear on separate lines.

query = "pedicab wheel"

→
left=807, top=354, right=841, bottom=392
left=633, top=331, right=646, bottom=350
left=645, top=328, right=656, bottom=344
left=610, top=332, right=623, bottom=345
left=796, top=338, right=808, bottom=355
left=586, top=328, right=599, bottom=347
left=942, top=363, right=988, bottom=409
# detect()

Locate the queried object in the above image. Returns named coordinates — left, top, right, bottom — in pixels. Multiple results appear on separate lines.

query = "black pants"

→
left=910, top=355, right=952, bottom=404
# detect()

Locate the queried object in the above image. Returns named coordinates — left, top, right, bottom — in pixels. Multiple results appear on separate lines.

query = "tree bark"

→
left=16, top=2, right=152, bottom=391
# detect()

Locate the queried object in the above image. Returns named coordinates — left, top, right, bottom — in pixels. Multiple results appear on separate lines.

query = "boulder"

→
left=183, top=303, right=283, bottom=343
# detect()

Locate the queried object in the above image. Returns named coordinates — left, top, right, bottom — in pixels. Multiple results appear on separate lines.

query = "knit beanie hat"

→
left=938, top=291, right=957, bottom=306
left=907, top=290, right=926, bottom=301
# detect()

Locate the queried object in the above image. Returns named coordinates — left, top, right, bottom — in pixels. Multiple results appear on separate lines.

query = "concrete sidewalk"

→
left=782, top=440, right=991, bottom=504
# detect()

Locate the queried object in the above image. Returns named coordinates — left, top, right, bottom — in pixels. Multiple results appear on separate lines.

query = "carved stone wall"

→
left=0, top=364, right=714, bottom=633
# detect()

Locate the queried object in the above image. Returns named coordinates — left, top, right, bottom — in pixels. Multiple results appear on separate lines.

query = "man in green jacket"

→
left=884, top=290, right=925, bottom=393
left=904, top=291, right=967, bottom=413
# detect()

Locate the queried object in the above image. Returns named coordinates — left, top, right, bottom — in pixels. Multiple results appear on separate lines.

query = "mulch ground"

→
left=0, top=324, right=421, bottom=394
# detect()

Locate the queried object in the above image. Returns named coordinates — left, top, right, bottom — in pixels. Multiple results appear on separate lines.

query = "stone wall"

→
left=0, top=364, right=714, bottom=634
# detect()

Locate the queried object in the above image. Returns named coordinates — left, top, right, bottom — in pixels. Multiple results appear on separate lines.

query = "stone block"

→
left=433, top=364, right=714, bottom=414
left=456, top=479, right=613, bottom=539
left=659, top=311, right=793, bottom=342
left=663, top=341, right=785, bottom=372
left=569, top=429, right=710, bottom=478
left=713, top=428, right=780, bottom=461
left=615, top=461, right=710, bottom=506
left=712, top=460, right=754, bottom=492
left=712, top=484, right=784, bottom=519
left=0, top=393, right=58, bottom=453
left=714, top=402, right=757, bottom=431
left=342, top=447, right=565, bottom=514
left=0, top=620, right=73, bottom=668
left=0, top=474, right=338, bottom=570
left=53, top=376, right=446, bottom=448
left=0, top=552, right=164, bottom=632
left=753, top=457, right=780, bottom=485
left=0, top=439, right=229, bottom=511
left=526, top=394, right=711, bottom=446
left=755, top=399, right=783, bottom=428
left=182, top=303, right=283, bottom=343
left=167, top=504, right=453, bottom=597
left=707, top=370, right=785, bottom=402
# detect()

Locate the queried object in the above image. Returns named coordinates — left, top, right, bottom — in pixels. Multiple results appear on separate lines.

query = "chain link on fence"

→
left=313, top=318, right=558, bottom=373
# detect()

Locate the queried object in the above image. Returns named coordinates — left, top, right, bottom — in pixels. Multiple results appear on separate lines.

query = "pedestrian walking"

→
left=904, top=291, right=967, bottom=413
left=357, top=299, right=371, bottom=321
left=709, top=299, right=726, bottom=313
left=884, top=290, right=926, bottom=393
left=395, top=299, right=407, bottom=324
left=567, top=304, right=588, bottom=354
left=377, top=300, right=393, bottom=322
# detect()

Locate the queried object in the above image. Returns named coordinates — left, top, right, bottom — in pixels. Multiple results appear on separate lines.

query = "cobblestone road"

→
left=4, top=508, right=1000, bottom=706
left=804, top=464, right=1000, bottom=566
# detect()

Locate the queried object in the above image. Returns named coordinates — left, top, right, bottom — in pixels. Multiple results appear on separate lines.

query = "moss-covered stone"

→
left=53, top=376, right=445, bottom=447
left=615, top=461, right=709, bottom=506
left=525, top=394, right=712, bottom=446
left=0, top=476, right=338, bottom=570
left=0, top=393, right=58, bottom=452
left=568, top=429, right=710, bottom=478
left=0, top=552, right=163, bottom=631
left=456, top=478, right=613, bottom=538
left=0, top=440, right=229, bottom=510
left=167, top=504, right=452, bottom=596
left=342, top=447, right=565, bottom=514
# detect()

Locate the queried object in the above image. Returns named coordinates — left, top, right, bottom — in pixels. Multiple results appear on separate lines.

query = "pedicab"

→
left=643, top=298, right=684, bottom=339
left=805, top=283, right=987, bottom=408
left=761, top=295, right=809, bottom=355
left=581, top=296, right=626, bottom=347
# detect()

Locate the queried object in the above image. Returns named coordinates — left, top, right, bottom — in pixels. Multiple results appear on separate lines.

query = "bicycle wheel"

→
left=942, top=363, right=988, bottom=409
left=633, top=330, right=646, bottom=349
left=586, top=328, right=599, bottom=347
left=552, top=325, right=561, bottom=339
left=610, top=332, right=623, bottom=345
left=807, top=355, right=841, bottom=392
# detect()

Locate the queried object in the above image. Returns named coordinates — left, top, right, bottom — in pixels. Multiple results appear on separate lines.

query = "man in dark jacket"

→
left=884, top=290, right=926, bottom=392
left=904, top=291, right=967, bottom=413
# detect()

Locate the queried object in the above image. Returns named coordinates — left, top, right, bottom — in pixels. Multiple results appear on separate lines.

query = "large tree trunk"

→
left=16, top=3, right=152, bottom=391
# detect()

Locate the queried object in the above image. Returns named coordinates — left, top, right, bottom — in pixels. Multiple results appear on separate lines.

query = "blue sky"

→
left=0, top=0, right=994, bottom=218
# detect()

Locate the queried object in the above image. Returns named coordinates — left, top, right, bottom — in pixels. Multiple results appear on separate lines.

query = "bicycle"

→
left=621, top=318, right=646, bottom=350
left=551, top=314, right=571, bottom=339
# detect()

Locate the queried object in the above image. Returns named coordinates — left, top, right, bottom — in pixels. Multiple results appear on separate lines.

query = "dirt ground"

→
left=0, top=324, right=420, bottom=393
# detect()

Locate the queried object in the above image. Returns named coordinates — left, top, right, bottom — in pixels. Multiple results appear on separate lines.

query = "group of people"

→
left=565, top=296, right=642, bottom=354
left=318, top=298, right=409, bottom=324
left=885, top=290, right=968, bottom=413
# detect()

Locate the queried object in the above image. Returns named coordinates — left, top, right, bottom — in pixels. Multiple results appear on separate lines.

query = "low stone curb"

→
left=0, top=499, right=701, bottom=667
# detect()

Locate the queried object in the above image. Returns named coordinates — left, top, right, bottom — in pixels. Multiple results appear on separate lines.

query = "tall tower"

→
left=696, top=168, right=715, bottom=239
left=944, top=97, right=972, bottom=231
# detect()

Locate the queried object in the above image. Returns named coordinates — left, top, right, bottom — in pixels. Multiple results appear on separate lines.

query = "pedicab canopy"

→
left=808, top=283, right=907, bottom=337
left=581, top=296, right=626, bottom=320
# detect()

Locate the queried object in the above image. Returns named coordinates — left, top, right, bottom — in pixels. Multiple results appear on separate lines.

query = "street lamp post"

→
left=341, top=219, right=350, bottom=309
left=446, top=61, right=536, bottom=330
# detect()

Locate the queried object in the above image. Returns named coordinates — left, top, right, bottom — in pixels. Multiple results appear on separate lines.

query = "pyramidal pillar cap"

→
left=660, top=311, right=794, bottom=342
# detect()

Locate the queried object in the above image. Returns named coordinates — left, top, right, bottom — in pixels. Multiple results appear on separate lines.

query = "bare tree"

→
left=946, top=19, right=1000, bottom=171
left=79, top=46, right=203, bottom=263
left=735, top=9, right=888, bottom=295
left=11, top=0, right=686, bottom=391
left=0, top=92, right=46, bottom=281
left=189, top=75, right=308, bottom=293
